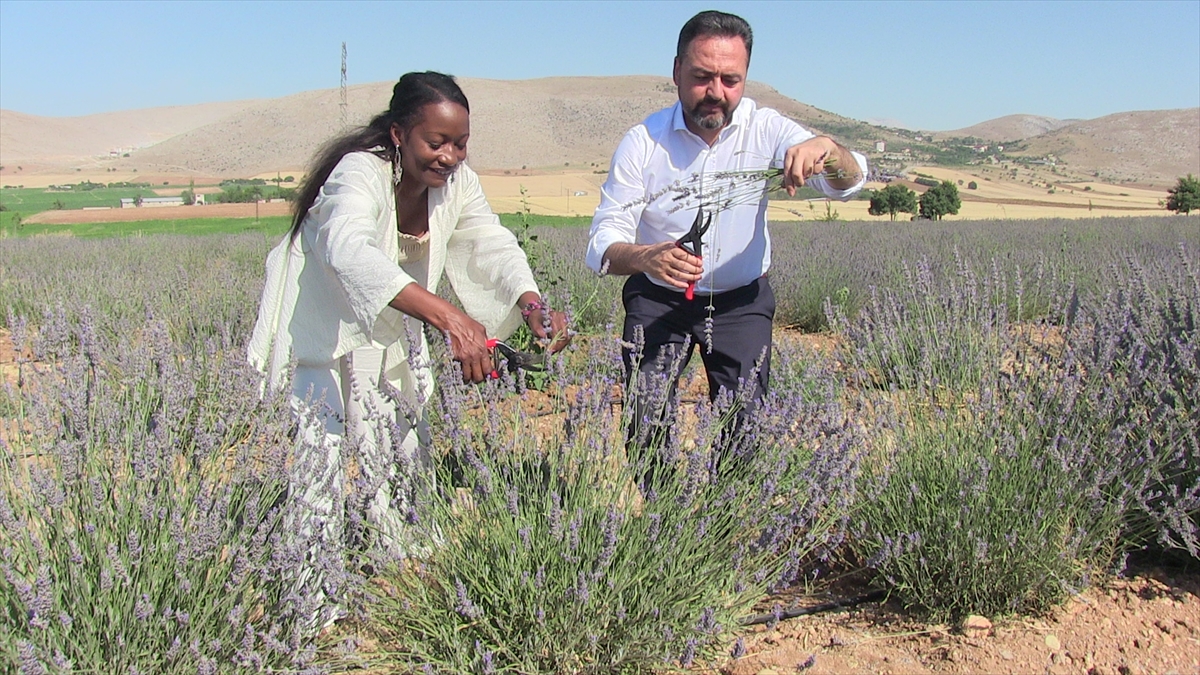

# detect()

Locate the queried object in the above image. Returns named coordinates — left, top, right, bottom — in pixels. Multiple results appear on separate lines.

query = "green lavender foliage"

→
left=841, top=247, right=1199, bottom=620
left=370, top=334, right=864, bottom=673
left=1, top=308, right=336, bottom=673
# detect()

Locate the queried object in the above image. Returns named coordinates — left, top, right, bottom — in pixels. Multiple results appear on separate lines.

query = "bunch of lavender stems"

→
left=621, top=168, right=785, bottom=215
left=620, top=157, right=852, bottom=215
left=1, top=308, right=346, bottom=672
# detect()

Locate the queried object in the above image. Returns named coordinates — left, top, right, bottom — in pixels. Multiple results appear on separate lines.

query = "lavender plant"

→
left=369, top=332, right=863, bottom=673
left=0, top=308, right=343, bottom=673
left=851, top=370, right=1132, bottom=619
left=1059, top=245, right=1200, bottom=556
left=0, top=232, right=273, bottom=348
left=847, top=246, right=1199, bottom=619
left=826, top=251, right=1028, bottom=395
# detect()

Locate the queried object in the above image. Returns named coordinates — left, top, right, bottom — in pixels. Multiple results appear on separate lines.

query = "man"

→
left=586, top=10, right=867, bottom=455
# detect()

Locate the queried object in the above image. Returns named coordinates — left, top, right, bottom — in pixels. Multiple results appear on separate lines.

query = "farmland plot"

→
left=0, top=216, right=1197, bottom=673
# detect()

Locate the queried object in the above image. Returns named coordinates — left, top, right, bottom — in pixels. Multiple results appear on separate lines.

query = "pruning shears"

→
left=675, top=207, right=711, bottom=301
left=486, top=338, right=548, bottom=378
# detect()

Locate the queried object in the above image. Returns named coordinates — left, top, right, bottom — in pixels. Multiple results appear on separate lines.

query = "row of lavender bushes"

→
left=1, top=216, right=1197, bottom=671
left=1, top=308, right=345, bottom=672
left=830, top=243, right=1198, bottom=619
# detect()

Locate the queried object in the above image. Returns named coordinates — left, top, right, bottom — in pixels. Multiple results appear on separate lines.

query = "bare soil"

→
left=719, top=567, right=1200, bottom=675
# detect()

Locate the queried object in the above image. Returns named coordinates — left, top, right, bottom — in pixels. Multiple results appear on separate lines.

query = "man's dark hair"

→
left=676, top=10, right=753, bottom=61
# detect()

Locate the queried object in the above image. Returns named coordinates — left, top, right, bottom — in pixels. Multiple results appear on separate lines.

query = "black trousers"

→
left=621, top=273, right=775, bottom=482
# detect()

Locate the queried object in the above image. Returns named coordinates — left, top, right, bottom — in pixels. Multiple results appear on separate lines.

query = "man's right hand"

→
left=602, top=242, right=703, bottom=290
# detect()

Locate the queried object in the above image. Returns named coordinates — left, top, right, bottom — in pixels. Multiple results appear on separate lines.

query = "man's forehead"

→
left=680, top=35, right=749, bottom=71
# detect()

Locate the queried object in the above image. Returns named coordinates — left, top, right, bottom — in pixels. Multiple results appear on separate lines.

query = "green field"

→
left=0, top=212, right=593, bottom=240
left=0, top=215, right=290, bottom=239
left=0, top=186, right=166, bottom=213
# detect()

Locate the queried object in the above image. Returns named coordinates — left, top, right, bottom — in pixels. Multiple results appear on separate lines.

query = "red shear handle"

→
left=485, top=338, right=500, bottom=379
left=676, top=242, right=700, bottom=301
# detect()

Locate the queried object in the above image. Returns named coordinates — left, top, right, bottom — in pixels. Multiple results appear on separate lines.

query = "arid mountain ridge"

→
left=1, top=76, right=1196, bottom=185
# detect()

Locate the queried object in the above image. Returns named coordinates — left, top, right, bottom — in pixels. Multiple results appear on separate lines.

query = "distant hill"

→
left=1, top=78, right=1196, bottom=186
left=0, top=76, right=910, bottom=176
left=0, top=100, right=259, bottom=167
left=1017, top=108, right=1200, bottom=184
left=935, top=114, right=1078, bottom=142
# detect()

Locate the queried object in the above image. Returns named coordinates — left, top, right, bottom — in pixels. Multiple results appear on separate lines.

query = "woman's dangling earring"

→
left=392, top=144, right=402, bottom=186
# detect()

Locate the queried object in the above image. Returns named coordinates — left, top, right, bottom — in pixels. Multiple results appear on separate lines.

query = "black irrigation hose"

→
left=740, top=589, right=888, bottom=626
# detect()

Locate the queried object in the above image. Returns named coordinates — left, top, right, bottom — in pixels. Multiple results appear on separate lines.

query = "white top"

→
left=586, top=98, right=868, bottom=293
left=248, top=151, right=539, bottom=396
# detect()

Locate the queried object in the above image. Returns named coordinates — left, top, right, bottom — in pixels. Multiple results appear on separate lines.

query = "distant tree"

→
left=181, top=179, right=196, bottom=206
left=1166, top=174, right=1199, bottom=214
left=868, top=184, right=918, bottom=221
left=283, top=175, right=295, bottom=183
left=52, top=199, right=66, bottom=210
left=918, top=180, right=961, bottom=221
left=967, top=181, right=978, bottom=190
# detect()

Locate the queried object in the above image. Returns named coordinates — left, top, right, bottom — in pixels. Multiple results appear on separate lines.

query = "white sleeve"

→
left=772, top=114, right=868, bottom=201
left=444, top=166, right=539, bottom=338
left=306, top=153, right=415, bottom=334
left=586, top=128, right=648, bottom=273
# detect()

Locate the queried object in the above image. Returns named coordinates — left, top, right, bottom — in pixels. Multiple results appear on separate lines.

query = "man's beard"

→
left=689, top=98, right=731, bottom=130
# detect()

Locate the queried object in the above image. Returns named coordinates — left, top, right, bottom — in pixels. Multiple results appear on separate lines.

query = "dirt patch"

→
left=723, top=568, right=1200, bottom=675
left=0, top=327, right=26, bottom=386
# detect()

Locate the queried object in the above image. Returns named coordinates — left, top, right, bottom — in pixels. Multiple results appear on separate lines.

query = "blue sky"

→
left=1, top=0, right=1197, bottom=131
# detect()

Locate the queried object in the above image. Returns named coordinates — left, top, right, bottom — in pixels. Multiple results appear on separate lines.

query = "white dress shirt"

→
left=586, top=97, right=868, bottom=294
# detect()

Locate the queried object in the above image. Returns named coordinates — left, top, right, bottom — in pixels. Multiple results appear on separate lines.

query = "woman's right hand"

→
left=389, top=283, right=492, bottom=383
left=443, top=311, right=492, bottom=383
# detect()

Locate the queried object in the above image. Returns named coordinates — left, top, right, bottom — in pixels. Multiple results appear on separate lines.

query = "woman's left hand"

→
left=519, top=294, right=572, bottom=354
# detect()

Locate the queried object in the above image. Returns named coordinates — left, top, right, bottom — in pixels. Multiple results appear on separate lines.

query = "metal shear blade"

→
left=491, top=340, right=548, bottom=373
left=675, top=207, right=711, bottom=257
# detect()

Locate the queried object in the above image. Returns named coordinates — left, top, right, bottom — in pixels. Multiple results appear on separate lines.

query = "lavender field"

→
left=1, top=215, right=1198, bottom=673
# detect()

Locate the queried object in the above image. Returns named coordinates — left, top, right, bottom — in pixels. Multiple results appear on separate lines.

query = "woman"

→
left=248, top=72, right=567, bottom=585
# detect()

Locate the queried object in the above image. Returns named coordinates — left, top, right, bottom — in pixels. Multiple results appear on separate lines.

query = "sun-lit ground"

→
left=5, top=165, right=1179, bottom=224
left=477, top=167, right=1173, bottom=221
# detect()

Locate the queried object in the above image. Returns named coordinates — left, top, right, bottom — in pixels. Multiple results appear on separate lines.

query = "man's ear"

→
left=672, top=57, right=680, bottom=87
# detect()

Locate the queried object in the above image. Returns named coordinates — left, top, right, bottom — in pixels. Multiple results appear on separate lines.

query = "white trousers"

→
left=290, top=344, right=432, bottom=564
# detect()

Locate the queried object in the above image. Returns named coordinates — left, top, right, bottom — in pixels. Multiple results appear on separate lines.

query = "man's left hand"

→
left=781, top=136, right=859, bottom=195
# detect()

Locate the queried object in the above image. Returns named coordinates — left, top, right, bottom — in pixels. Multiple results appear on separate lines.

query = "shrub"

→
left=1063, top=246, right=1200, bottom=554
left=370, top=333, right=863, bottom=672
left=0, top=308, right=343, bottom=672
left=844, top=248, right=1199, bottom=619
left=852, top=369, right=1131, bottom=619
left=827, top=253, right=1021, bottom=394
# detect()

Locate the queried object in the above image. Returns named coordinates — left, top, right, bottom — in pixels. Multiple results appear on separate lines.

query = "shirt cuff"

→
left=813, top=150, right=869, bottom=201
